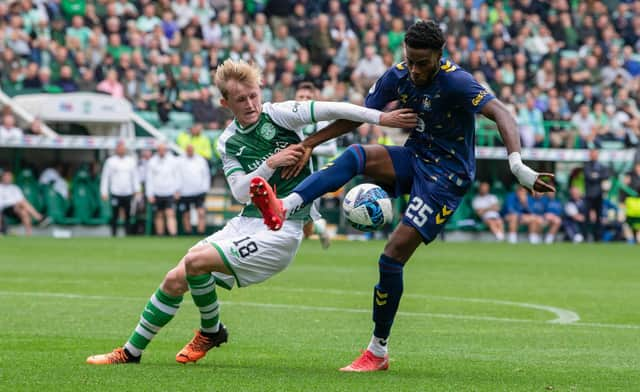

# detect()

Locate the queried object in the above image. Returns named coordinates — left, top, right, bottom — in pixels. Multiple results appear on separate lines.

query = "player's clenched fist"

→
left=379, top=108, right=418, bottom=129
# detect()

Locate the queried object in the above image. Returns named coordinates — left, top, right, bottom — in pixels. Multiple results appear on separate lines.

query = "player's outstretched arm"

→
left=281, top=108, right=417, bottom=179
left=481, top=99, right=555, bottom=193
left=282, top=119, right=359, bottom=179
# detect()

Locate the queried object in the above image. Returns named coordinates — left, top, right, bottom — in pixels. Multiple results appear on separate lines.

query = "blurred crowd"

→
left=472, top=153, right=640, bottom=244
left=2, top=0, right=640, bottom=149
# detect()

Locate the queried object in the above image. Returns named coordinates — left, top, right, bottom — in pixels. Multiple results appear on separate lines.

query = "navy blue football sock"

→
left=372, top=254, right=404, bottom=339
left=294, top=144, right=366, bottom=204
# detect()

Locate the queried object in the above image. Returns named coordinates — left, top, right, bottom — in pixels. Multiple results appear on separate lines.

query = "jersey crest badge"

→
left=422, top=95, right=432, bottom=112
left=258, top=123, right=276, bottom=140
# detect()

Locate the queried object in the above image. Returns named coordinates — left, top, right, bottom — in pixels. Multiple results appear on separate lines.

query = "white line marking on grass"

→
left=266, top=287, right=581, bottom=324
left=1, top=290, right=636, bottom=330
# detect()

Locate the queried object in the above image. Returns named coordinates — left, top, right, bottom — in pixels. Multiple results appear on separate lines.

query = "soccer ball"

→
left=342, top=183, right=393, bottom=232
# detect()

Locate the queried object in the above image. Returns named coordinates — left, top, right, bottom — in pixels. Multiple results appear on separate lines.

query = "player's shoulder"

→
left=262, top=101, right=293, bottom=116
left=217, top=122, right=238, bottom=149
left=263, top=100, right=307, bottom=117
left=385, top=62, right=410, bottom=81
left=367, top=63, right=408, bottom=97
left=437, top=58, right=472, bottom=82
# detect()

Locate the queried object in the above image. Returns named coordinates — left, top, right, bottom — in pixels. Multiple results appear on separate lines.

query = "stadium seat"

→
left=42, top=184, right=79, bottom=225
left=137, top=111, right=162, bottom=128
left=168, top=112, right=194, bottom=130
left=84, top=198, right=112, bottom=225
left=16, top=168, right=44, bottom=214
left=159, top=126, right=182, bottom=141
left=70, top=169, right=98, bottom=224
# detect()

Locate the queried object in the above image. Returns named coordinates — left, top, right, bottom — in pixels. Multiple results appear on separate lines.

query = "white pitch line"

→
left=0, top=290, right=636, bottom=329
left=265, top=287, right=581, bottom=324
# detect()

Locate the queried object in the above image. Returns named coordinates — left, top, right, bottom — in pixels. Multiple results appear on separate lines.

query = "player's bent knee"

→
left=182, top=251, right=203, bottom=275
left=183, top=246, right=220, bottom=276
left=162, top=267, right=188, bottom=295
left=383, top=240, right=411, bottom=264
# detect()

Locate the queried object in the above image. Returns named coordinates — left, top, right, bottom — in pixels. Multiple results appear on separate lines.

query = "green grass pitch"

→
left=0, top=237, right=638, bottom=391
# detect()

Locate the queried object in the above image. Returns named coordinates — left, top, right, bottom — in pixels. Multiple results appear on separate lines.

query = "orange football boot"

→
left=86, top=347, right=140, bottom=365
left=249, top=177, right=285, bottom=231
left=176, top=325, right=228, bottom=364
left=339, top=350, right=389, bottom=372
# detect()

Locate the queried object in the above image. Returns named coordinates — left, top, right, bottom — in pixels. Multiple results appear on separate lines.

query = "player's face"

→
left=295, top=88, right=314, bottom=101
left=404, top=46, right=441, bottom=86
left=222, top=80, right=263, bottom=127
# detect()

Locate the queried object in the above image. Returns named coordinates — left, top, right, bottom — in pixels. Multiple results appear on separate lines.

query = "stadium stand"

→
left=1, top=0, right=640, bottom=242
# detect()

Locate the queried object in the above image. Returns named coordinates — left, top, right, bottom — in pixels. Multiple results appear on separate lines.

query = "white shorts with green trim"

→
left=197, top=216, right=304, bottom=289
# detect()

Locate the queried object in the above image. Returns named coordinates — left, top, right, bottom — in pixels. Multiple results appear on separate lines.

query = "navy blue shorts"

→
left=384, top=146, right=469, bottom=244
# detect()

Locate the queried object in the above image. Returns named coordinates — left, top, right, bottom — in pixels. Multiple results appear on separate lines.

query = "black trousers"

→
left=584, top=195, right=603, bottom=241
left=111, top=195, right=133, bottom=236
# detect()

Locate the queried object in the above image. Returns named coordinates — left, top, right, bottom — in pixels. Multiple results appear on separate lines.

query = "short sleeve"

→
left=364, top=67, right=399, bottom=110
left=217, top=130, right=245, bottom=177
left=447, top=70, right=495, bottom=113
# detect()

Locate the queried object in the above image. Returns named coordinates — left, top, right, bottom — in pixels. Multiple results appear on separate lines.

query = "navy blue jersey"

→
left=365, top=59, right=494, bottom=185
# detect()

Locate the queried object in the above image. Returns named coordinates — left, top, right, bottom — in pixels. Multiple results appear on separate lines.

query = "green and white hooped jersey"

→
left=217, top=101, right=319, bottom=221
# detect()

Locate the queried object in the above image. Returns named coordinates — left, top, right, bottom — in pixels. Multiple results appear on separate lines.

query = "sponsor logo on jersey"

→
left=472, top=90, right=488, bottom=106
left=245, top=141, right=290, bottom=171
left=235, top=146, right=246, bottom=156
left=258, top=123, right=276, bottom=140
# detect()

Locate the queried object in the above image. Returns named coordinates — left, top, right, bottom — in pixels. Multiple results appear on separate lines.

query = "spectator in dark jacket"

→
left=191, top=88, right=221, bottom=130
left=583, top=149, right=610, bottom=241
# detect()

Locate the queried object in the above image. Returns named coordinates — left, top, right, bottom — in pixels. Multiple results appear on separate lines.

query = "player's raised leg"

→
left=251, top=144, right=396, bottom=230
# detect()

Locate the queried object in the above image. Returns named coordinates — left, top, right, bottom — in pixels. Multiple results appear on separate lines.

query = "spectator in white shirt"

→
left=177, top=144, right=210, bottom=235
left=100, top=140, right=141, bottom=236
left=571, top=103, right=597, bottom=148
left=0, top=171, right=45, bottom=236
left=472, top=182, right=505, bottom=241
left=0, top=113, right=24, bottom=140
left=351, top=45, right=387, bottom=93
left=39, top=163, right=69, bottom=200
left=146, top=142, right=180, bottom=236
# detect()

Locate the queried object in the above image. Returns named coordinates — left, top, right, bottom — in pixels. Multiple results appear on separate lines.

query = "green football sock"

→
left=187, top=274, right=220, bottom=333
left=124, top=288, right=183, bottom=356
